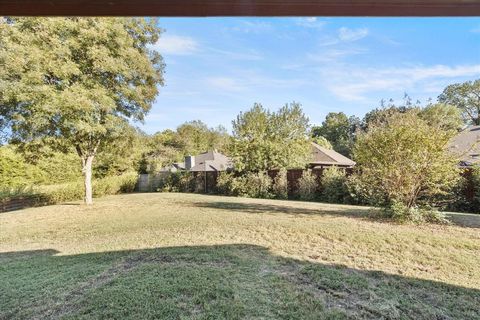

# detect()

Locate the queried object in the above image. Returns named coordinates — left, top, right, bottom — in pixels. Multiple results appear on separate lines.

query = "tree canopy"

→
left=352, top=111, right=459, bottom=220
left=0, top=17, right=164, bottom=203
left=230, top=102, right=310, bottom=172
left=142, top=120, right=230, bottom=173
left=438, top=79, right=480, bottom=125
left=311, top=112, right=358, bottom=156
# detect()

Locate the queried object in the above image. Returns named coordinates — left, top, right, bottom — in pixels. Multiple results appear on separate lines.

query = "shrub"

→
left=297, top=170, right=318, bottom=201
left=216, top=171, right=273, bottom=198
left=155, top=172, right=216, bottom=194
left=453, top=166, right=480, bottom=213
left=216, top=172, right=240, bottom=196
left=1, top=172, right=138, bottom=206
left=320, top=167, right=350, bottom=204
left=382, top=201, right=449, bottom=224
left=0, top=146, right=44, bottom=187
left=352, top=111, right=459, bottom=221
left=474, top=167, right=480, bottom=212
left=93, top=172, right=138, bottom=196
left=242, top=171, right=273, bottom=199
left=272, top=168, right=288, bottom=199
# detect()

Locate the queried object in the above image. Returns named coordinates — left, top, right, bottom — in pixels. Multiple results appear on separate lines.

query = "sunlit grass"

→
left=1, top=193, right=479, bottom=319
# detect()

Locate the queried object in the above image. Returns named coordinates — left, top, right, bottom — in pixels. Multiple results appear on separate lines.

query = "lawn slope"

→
left=1, top=193, right=479, bottom=319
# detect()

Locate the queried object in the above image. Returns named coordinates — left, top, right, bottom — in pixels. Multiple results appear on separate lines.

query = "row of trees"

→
left=311, top=94, right=468, bottom=157
left=1, top=18, right=479, bottom=212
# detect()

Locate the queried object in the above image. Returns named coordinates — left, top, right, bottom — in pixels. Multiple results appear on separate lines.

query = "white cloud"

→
left=323, top=64, right=480, bottom=101
left=153, top=34, right=199, bottom=55
left=295, top=17, right=326, bottom=29
left=471, top=26, right=480, bottom=33
left=230, top=20, right=273, bottom=34
left=307, top=48, right=367, bottom=62
left=206, top=77, right=244, bottom=92
left=338, top=27, right=369, bottom=42
left=206, top=71, right=307, bottom=93
left=209, top=48, right=263, bottom=61
left=318, top=27, right=369, bottom=47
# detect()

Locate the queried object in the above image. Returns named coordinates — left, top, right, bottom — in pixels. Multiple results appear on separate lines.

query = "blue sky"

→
left=142, top=17, right=480, bottom=133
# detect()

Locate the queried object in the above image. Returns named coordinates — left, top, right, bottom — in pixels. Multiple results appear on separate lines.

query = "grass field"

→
left=1, top=193, right=479, bottom=319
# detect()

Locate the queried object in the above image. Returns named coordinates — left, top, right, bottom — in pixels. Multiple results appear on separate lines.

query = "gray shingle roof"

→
left=449, top=125, right=480, bottom=166
left=310, top=142, right=356, bottom=167
left=188, top=151, right=232, bottom=172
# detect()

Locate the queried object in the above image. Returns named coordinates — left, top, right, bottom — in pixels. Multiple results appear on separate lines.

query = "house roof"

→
left=310, top=142, right=356, bottom=167
left=189, top=151, right=232, bottom=172
left=449, top=125, right=480, bottom=167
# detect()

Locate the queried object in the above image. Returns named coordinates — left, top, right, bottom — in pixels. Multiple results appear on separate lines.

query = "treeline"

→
left=2, top=79, right=480, bottom=218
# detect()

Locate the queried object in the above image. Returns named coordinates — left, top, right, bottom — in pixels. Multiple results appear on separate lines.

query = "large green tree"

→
left=312, top=112, right=356, bottom=156
left=352, top=111, right=459, bottom=220
left=438, top=79, right=480, bottom=125
left=418, top=103, right=463, bottom=133
left=0, top=18, right=164, bottom=204
left=176, top=120, right=230, bottom=156
left=230, top=102, right=310, bottom=172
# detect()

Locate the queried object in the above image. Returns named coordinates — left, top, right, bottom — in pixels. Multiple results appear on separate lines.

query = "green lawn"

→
left=1, top=193, right=479, bottom=319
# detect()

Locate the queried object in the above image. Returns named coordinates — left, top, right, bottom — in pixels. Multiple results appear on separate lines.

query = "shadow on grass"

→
left=1, top=245, right=478, bottom=320
left=445, top=212, right=480, bottom=228
left=193, top=199, right=480, bottom=228
left=193, top=200, right=372, bottom=217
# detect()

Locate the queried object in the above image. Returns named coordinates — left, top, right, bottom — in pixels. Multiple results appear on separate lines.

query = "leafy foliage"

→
left=0, top=17, right=164, bottom=203
left=418, top=103, right=463, bottom=133
left=216, top=172, right=241, bottom=196
left=352, top=111, right=460, bottom=220
left=155, top=172, right=197, bottom=193
left=320, top=167, right=350, bottom=204
left=297, top=170, right=318, bottom=201
left=142, top=121, right=230, bottom=173
left=0, top=146, right=45, bottom=187
left=215, top=171, right=272, bottom=199
left=230, top=103, right=310, bottom=172
left=272, top=168, right=289, bottom=199
left=310, top=136, right=332, bottom=149
left=1, top=173, right=138, bottom=204
left=438, top=79, right=480, bottom=125
left=242, top=171, right=273, bottom=199
left=382, top=201, right=448, bottom=224
left=311, top=112, right=358, bottom=156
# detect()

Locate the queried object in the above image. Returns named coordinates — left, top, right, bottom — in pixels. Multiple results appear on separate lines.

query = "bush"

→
left=382, top=201, right=449, bottom=224
left=474, top=167, right=480, bottom=212
left=297, top=170, right=318, bottom=201
left=155, top=172, right=209, bottom=193
left=216, top=171, right=273, bottom=198
left=272, top=168, right=288, bottom=199
left=453, top=166, right=480, bottom=213
left=0, top=172, right=138, bottom=206
left=320, top=167, right=350, bottom=204
left=352, top=111, right=459, bottom=220
left=242, top=171, right=273, bottom=199
left=216, top=172, right=240, bottom=196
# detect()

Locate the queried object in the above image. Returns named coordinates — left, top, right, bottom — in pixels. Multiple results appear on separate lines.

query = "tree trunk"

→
left=83, top=155, right=94, bottom=205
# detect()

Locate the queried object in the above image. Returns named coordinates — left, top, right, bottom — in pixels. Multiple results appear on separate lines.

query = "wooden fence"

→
left=0, top=195, right=46, bottom=213
left=135, top=169, right=351, bottom=195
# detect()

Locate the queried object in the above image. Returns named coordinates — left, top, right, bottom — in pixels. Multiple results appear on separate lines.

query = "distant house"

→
left=161, top=143, right=355, bottom=173
left=162, top=150, right=233, bottom=173
left=309, top=142, right=356, bottom=169
left=449, top=126, right=480, bottom=167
